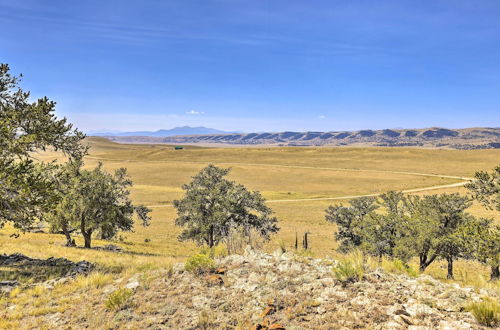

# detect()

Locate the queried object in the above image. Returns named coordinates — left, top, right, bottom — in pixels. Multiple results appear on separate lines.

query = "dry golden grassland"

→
left=18, top=137, right=500, bottom=264
left=0, top=137, right=499, bottom=327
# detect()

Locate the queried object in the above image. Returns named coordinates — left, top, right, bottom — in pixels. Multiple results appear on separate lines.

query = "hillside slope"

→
left=30, top=248, right=496, bottom=329
left=104, top=127, right=500, bottom=149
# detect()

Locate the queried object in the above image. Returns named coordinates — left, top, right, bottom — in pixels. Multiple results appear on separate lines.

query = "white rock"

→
left=438, top=320, right=472, bottom=330
left=125, top=281, right=139, bottom=290
left=404, top=303, right=436, bottom=317
left=192, top=295, right=209, bottom=309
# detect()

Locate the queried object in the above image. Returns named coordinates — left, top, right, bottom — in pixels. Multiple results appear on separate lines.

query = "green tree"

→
left=326, top=192, right=406, bottom=260
left=358, top=192, right=406, bottom=260
left=458, top=218, right=500, bottom=280
left=0, top=64, right=85, bottom=230
left=466, top=165, right=500, bottom=280
left=174, top=164, right=279, bottom=248
left=46, top=160, right=151, bottom=248
left=466, top=165, right=500, bottom=211
left=400, top=193, right=472, bottom=277
left=326, top=191, right=474, bottom=278
left=325, top=197, right=378, bottom=253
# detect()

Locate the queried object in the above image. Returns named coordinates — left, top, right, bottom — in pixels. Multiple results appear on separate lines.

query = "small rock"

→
left=125, top=281, right=139, bottom=290
left=205, top=274, right=223, bottom=286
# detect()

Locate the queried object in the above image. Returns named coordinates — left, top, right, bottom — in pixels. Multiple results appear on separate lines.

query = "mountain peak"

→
left=89, top=126, right=233, bottom=137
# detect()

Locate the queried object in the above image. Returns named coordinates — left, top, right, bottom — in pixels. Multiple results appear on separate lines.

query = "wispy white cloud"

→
left=318, top=115, right=326, bottom=119
left=186, top=110, right=204, bottom=115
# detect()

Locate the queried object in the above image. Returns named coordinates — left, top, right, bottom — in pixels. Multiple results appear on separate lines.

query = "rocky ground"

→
left=129, top=248, right=496, bottom=329
left=3, top=248, right=498, bottom=329
left=0, top=253, right=93, bottom=294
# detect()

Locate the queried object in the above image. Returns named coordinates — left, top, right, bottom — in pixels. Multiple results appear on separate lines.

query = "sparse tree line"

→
left=0, top=64, right=151, bottom=248
left=325, top=166, right=500, bottom=280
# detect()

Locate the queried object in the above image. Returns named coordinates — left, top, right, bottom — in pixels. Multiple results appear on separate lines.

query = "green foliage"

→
left=0, top=63, right=85, bottom=230
left=184, top=253, right=216, bottom=275
left=174, top=164, right=279, bottom=247
left=332, top=250, right=365, bottom=282
left=466, top=165, right=500, bottom=211
left=45, top=160, right=151, bottom=248
left=466, top=299, right=500, bottom=327
left=326, top=191, right=482, bottom=279
left=325, top=197, right=378, bottom=252
left=105, top=288, right=133, bottom=311
left=466, top=165, right=500, bottom=280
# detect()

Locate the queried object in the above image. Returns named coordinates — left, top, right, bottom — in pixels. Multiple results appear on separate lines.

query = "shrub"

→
left=185, top=254, right=216, bottom=275
left=76, top=272, right=113, bottom=289
left=333, top=250, right=365, bottom=282
left=466, top=299, right=500, bottom=327
left=105, top=288, right=133, bottom=311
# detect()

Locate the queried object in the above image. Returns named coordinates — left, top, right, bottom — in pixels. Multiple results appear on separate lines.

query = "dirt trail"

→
left=85, top=156, right=471, bottom=180
left=84, top=156, right=472, bottom=208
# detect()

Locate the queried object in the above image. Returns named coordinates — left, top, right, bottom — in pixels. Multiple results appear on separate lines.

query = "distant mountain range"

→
left=88, top=126, right=232, bottom=137
left=102, top=127, right=500, bottom=149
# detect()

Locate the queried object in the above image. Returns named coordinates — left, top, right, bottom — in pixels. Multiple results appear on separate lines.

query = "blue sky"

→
left=1, top=1, right=499, bottom=132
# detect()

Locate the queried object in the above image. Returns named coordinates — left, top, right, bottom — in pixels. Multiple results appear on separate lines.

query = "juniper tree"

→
left=174, top=165, right=279, bottom=248
left=366, top=191, right=407, bottom=260
left=326, top=191, right=474, bottom=278
left=46, top=160, right=151, bottom=248
left=0, top=64, right=85, bottom=230
left=466, top=165, right=500, bottom=279
left=457, top=218, right=500, bottom=280
left=326, top=192, right=406, bottom=260
left=399, top=193, right=472, bottom=275
left=466, top=165, right=500, bottom=211
left=325, top=197, right=378, bottom=252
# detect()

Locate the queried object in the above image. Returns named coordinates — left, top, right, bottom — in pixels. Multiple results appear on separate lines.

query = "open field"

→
left=14, top=137, right=499, bottom=260
left=1, top=137, right=500, bottom=327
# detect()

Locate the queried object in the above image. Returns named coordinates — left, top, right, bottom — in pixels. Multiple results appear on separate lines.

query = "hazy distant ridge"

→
left=104, top=127, right=500, bottom=149
left=89, top=126, right=232, bottom=137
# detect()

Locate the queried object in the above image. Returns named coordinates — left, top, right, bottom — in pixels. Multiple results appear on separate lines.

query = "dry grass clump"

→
left=466, top=298, right=500, bottom=327
left=184, top=253, right=216, bottom=275
left=378, top=258, right=419, bottom=278
left=76, top=272, right=113, bottom=289
left=105, top=288, right=134, bottom=311
left=332, top=250, right=366, bottom=282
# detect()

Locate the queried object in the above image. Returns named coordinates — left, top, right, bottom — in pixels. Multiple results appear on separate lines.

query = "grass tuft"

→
left=332, top=250, right=365, bottom=282
left=105, top=288, right=133, bottom=311
left=380, top=258, right=419, bottom=277
left=185, top=253, right=216, bottom=275
left=466, top=298, right=500, bottom=327
left=76, top=272, right=113, bottom=289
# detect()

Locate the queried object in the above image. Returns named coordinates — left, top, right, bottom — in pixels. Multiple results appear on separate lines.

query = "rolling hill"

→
left=103, top=127, right=500, bottom=149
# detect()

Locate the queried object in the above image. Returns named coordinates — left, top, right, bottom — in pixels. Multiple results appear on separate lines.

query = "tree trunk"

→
left=62, top=225, right=75, bottom=247
left=419, top=254, right=427, bottom=272
left=80, top=214, right=92, bottom=248
left=491, top=264, right=500, bottom=281
left=419, top=253, right=437, bottom=272
left=64, top=231, right=75, bottom=247
left=208, top=226, right=214, bottom=248
left=83, top=231, right=92, bottom=248
left=447, top=257, right=454, bottom=280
